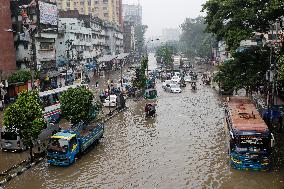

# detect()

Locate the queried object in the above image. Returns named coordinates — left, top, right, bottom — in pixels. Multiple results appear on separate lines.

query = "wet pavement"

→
left=3, top=55, right=284, bottom=189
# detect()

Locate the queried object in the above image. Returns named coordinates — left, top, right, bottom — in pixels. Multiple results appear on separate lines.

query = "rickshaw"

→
left=145, top=103, right=156, bottom=118
left=144, top=88, right=157, bottom=99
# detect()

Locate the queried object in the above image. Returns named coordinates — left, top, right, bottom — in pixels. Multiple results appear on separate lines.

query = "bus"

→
left=39, top=84, right=84, bottom=122
left=224, top=97, right=275, bottom=171
left=0, top=84, right=86, bottom=151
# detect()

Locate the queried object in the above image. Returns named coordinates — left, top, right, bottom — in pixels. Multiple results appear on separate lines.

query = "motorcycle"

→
left=145, top=103, right=156, bottom=119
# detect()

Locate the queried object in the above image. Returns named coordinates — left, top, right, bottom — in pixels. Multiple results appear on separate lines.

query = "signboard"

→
left=38, top=1, right=58, bottom=26
left=240, top=136, right=264, bottom=145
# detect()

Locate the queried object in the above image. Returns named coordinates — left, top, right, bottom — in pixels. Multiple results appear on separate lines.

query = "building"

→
left=162, top=28, right=180, bottom=42
left=57, top=0, right=122, bottom=26
left=10, top=0, right=58, bottom=90
left=122, top=4, right=142, bottom=25
left=122, top=3, right=142, bottom=53
left=0, top=0, right=16, bottom=80
left=56, top=10, right=123, bottom=82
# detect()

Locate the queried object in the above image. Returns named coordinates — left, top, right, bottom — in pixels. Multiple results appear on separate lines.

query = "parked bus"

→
left=224, top=97, right=275, bottom=171
left=40, top=84, right=84, bottom=122
left=1, top=84, right=86, bottom=151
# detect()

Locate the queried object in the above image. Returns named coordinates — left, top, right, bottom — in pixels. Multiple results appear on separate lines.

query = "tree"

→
left=202, top=0, right=284, bottom=51
left=214, top=46, right=271, bottom=94
left=3, top=90, right=46, bottom=161
left=133, top=56, right=148, bottom=89
left=180, top=16, right=214, bottom=59
left=135, top=24, right=148, bottom=54
left=8, top=69, right=39, bottom=84
left=155, top=45, right=174, bottom=68
left=60, top=87, right=100, bottom=124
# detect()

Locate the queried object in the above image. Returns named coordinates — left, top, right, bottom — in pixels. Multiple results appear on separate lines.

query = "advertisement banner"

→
left=39, top=1, right=58, bottom=26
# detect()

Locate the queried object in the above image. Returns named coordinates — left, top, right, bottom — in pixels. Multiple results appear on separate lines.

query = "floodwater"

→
left=4, top=54, right=284, bottom=189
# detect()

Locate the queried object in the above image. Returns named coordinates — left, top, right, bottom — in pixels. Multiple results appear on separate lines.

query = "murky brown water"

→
left=4, top=55, right=284, bottom=189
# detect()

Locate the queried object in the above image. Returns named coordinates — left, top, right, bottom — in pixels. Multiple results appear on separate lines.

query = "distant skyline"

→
left=122, top=0, right=206, bottom=38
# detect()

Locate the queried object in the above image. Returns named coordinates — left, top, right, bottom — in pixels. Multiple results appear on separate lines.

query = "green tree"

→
left=60, top=87, right=100, bottom=124
left=135, top=25, right=148, bottom=54
left=180, top=16, right=214, bottom=59
left=133, top=56, right=148, bottom=89
left=155, top=45, right=174, bottom=68
left=214, top=46, right=270, bottom=94
left=3, top=90, right=46, bottom=161
left=8, top=69, right=39, bottom=84
left=202, top=0, right=284, bottom=51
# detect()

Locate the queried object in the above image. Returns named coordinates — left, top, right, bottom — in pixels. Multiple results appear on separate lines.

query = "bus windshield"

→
left=47, top=138, right=69, bottom=154
left=235, top=136, right=270, bottom=153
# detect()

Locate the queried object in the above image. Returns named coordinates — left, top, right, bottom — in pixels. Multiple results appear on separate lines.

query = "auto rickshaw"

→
left=144, top=88, right=157, bottom=100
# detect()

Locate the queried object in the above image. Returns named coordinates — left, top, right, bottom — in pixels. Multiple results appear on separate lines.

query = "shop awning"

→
left=116, top=53, right=129, bottom=60
left=97, top=55, right=117, bottom=62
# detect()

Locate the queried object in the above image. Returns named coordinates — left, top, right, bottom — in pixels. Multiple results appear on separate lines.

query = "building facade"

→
left=10, top=0, right=58, bottom=90
left=0, top=0, right=17, bottom=80
left=122, top=3, right=142, bottom=53
left=57, top=0, right=122, bottom=25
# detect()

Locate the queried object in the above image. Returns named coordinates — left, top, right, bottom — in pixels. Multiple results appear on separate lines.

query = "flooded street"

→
left=4, top=55, right=284, bottom=189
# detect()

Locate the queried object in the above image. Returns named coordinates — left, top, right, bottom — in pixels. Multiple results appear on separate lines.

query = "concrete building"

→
left=57, top=0, right=122, bottom=25
left=122, top=4, right=142, bottom=25
left=0, top=0, right=16, bottom=80
left=122, top=3, right=142, bottom=53
left=56, top=10, right=123, bottom=82
left=162, top=28, right=180, bottom=42
left=10, top=0, right=58, bottom=90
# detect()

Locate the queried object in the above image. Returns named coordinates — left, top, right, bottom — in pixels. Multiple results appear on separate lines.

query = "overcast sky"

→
left=123, top=0, right=207, bottom=38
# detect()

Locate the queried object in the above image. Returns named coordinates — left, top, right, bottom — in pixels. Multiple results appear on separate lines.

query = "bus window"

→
left=52, top=94, right=59, bottom=104
left=43, top=96, right=51, bottom=107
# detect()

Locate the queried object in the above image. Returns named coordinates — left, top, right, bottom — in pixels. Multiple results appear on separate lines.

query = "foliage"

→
left=60, top=87, right=99, bottom=124
left=180, top=16, right=214, bottom=59
left=3, top=90, right=45, bottom=159
left=155, top=45, right=174, bottom=68
left=8, top=69, right=39, bottom=84
left=214, top=46, right=270, bottom=93
left=202, top=0, right=284, bottom=51
left=133, top=57, right=148, bottom=89
left=135, top=25, right=148, bottom=54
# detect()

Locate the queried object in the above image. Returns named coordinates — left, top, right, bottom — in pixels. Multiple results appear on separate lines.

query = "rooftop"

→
left=227, top=97, right=268, bottom=133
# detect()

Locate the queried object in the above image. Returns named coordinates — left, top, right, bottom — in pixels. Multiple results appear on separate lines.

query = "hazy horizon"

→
left=122, top=0, right=206, bottom=38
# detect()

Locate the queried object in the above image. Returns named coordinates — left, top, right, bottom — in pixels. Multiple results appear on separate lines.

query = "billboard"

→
left=38, top=1, right=58, bottom=26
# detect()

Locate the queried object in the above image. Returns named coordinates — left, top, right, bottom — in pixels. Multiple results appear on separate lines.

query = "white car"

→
left=162, top=80, right=173, bottom=89
left=165, top=83, right=182, bottom=93
left=184, top=75, right=192, bottom=82
left=171, top=76, right=181, bottom=83
left=103, top=95, right=117, bottom=107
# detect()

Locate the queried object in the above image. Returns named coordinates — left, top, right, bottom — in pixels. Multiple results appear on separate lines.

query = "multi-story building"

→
left=57, top=0, right=122, bottom=26
left=122, top=4, right=142, bottom=25
left=57, top=11, right=109, bottom=67
left=10, top=0, right=58, bottom=90
left=0, top=0, right=16, bottom=81
left=122, top=3, right=142, bottom=53
left=56, top=10, right=123, bottom=82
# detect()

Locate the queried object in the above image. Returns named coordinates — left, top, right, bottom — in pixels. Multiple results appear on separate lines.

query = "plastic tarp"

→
left=97, top=55, right=117, bottom=62
left=116, top=53, right=129, bottom=60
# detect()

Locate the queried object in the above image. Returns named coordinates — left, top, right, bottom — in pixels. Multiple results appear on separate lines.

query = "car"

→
left=171, top=76, right=181, bottom=83
left=184, top=75, right=192, bottom=82
left=162, top=80, right=173, bottom=89
left=165, top=83, right=182, bottom=93
left=103, top=95, right=117, bottom=107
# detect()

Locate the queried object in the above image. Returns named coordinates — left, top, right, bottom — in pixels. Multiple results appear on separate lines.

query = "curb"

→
left=0, top=157, right=44, bottom=187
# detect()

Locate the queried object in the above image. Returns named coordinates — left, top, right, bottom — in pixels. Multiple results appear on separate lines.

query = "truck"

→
left=46, top=122, right=104, bottom=166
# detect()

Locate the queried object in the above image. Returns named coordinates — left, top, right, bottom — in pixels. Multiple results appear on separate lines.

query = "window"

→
left=104, top=13, right=108, bottom=17
left=40, top=42, right=53, bottom=50
left=95, top=1, right=99, bottom=4
left=103, top=0, right=108, bottom=4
